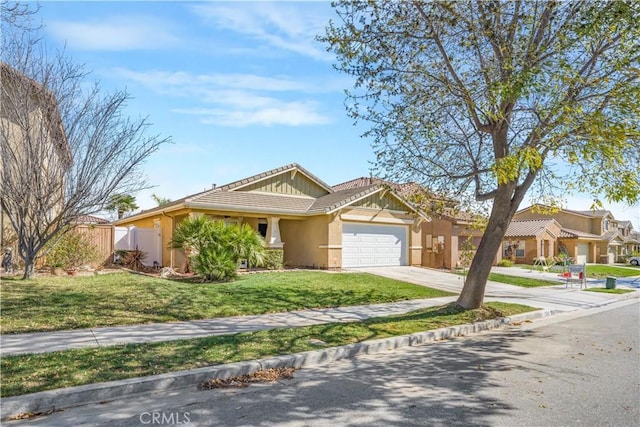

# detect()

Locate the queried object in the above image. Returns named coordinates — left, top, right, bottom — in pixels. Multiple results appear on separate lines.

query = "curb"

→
left=0, top=309, right=555, bottom=420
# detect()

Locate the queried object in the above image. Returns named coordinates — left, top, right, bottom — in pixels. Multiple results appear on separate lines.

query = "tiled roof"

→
left=189, top=191, right=315, bottom=214
left=573, top=209, right=612, bottom=218
left=601, top=230, right=624, bottom=242
left=115, top=164, right=425, bottom=223
left=558, top=228, right=602, bottom=239
left=74, top=215, right=110, bottom=224
left=505, top=219, right=558, bottom=238
left=214, top=163, right=332, bottom=193
left=332, top=177, right=473, bottom=221
left=308, top=185, right=382, bottom=213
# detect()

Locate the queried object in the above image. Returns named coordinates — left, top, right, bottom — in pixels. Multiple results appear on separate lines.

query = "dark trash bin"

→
left=605, top=277, right=616, bottom=289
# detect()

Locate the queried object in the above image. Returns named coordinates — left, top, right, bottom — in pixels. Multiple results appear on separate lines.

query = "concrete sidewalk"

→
left=0, top=296, right=457, bottom=356
left=1, top=266, right=637, bottom=356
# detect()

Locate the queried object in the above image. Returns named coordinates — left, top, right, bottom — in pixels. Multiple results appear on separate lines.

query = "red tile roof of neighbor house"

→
left=504, top=219, right=559, bottom=238
left=74, top=215, right=110, bottom=224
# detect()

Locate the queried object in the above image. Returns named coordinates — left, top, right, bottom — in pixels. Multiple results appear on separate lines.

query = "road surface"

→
left=10, top=300, right=639, bottom=427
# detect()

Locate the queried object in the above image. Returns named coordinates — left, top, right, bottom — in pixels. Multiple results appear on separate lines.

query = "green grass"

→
left=0, top=301, right=536, bottom=397
left=488, top=273, right=560, bottom=287
left=584, top=287, right=636, bottom=294
left=0, top=271, right=453, bottom=334
left=585, top=265, right=640, bottom=278
left=519, top=264, right=640, bottom=278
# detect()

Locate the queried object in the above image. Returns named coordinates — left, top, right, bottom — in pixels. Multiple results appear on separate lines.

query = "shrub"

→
left=45, top=230, right=100, bottom=269
left=171, top=217, right=266, bottom=281
left=263, top=249, right=284, bottom=270
left=497, top=259, right=514, bottom=267
left=121, top=247, right=147, bottom=271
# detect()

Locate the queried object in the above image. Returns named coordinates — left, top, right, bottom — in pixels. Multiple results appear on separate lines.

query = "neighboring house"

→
left=114, top=164, right=430, bottom=270
left=616, top=221, right=639, bottom=258
left=0, top=62, right=71, bottom=253
left=332, top=177, right=484, bottom=269
left=504, top=205, right=629, bottom=264
left=500, top=219, right=562, bottom=265
left=623, top=230, right=640, bottom=256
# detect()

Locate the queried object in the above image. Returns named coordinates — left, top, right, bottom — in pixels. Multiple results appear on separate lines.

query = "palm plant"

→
left=170, top=217, right=266, bottom=281
left=106, top=194, right=139, bottom=220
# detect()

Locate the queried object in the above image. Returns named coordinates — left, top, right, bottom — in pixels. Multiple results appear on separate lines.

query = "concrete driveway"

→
left=351, top=266, right=639, bottom=312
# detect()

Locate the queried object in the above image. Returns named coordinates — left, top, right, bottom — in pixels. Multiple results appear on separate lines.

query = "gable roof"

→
left=332, top=177, right=478, bottom=223
left=212, top=163, right=332, bottom=194
left=505, top=219, right=560, bottom=238
left=558, top=228, right=604, bottom=239
left=115, top=164, right=427, bottom=224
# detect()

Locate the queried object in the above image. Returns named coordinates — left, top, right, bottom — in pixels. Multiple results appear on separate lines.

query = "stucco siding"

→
left=280, top=216, right=329, bottom=268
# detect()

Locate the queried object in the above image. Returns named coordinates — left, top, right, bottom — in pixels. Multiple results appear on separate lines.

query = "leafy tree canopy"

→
left=323, top=0, right=640, bottom=308
left=323, top=0, right=639, bottom=208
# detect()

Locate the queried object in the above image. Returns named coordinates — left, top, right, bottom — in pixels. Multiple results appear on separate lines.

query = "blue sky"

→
left=35, top=1, right=639, bottom=227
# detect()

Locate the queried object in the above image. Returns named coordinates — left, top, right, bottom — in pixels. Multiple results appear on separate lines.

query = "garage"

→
left=342, top=223, right=408, bottom=268
left=576, top=243, right=589, bottom=264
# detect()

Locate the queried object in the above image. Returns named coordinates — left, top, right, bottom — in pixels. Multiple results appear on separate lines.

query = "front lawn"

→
left=488, top=272, right=560, bottom=287
left=583, top=287, right=636, bottom=294
left=585, top=265, right=640, bottom=278
left=0, top=271, right=453, bottom=334
left=519, top=264, right=640, bottom=278
left=0, top=301, right=536, bottom=397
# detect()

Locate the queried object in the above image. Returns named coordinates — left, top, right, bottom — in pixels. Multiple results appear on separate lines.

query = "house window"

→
left=504, top=241, right=525, bottom=258
left=603, top=219, right=609, bottom=231
left=503, top=242, right=514, bottom=258
left=258, top=220, right=268, bottom=238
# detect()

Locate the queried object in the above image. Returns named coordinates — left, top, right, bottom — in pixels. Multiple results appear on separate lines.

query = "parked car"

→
left=629, top=256, right=640, bottom=266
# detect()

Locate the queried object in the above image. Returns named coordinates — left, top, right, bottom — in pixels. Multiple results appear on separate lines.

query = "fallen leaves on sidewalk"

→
left=199, top=367, right=296, bottom=390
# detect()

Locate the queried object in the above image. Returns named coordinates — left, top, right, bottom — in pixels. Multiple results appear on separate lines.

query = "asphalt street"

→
left=11, top=299, right=639, bottom=427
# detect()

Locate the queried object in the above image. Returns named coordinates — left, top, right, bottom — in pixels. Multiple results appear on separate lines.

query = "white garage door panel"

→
left=342, top=223, right=408, bottom=268
left=576, top=243, right=589, bottom=264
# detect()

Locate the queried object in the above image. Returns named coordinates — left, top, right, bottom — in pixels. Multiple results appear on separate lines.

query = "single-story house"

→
left=499, top=218, right=562, bottom=265
left=114, top=163, right=430, bottom=270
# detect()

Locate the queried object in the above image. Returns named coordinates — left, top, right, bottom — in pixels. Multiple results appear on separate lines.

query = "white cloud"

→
left=47, top=16, right=181, bottom=51
left=113, top=68, right=334, bottom=127
left=190, top=2, right=333, bottom=61
left=175, top=101, right=331, bottom=127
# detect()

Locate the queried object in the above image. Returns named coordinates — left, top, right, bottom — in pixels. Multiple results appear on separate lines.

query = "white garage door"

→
left=576, top=243, right=589, bottom=264
left=342, top=223, right=408, bottom=268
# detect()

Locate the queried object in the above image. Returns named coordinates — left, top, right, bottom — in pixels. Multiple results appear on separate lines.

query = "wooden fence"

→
left=76, top=224, right=114, bottom=266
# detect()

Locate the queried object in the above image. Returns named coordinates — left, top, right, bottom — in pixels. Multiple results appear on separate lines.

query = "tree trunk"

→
left=22, top=253, right=35, bottom=279
left=456, top=186, right=518, bottom=309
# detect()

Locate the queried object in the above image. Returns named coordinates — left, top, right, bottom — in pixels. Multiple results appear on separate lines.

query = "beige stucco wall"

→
left=280, top=216, right=329, bottom=268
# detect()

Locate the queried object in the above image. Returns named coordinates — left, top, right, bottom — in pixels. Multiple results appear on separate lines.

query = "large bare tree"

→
left=1, top=12, right=170, bottom=278
left=323, top=1, right=640, bottom=308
